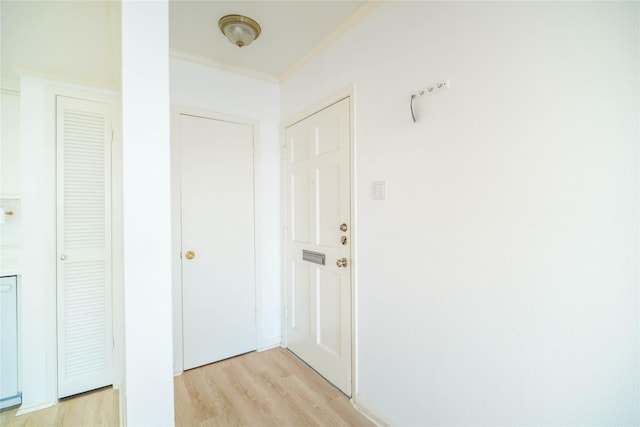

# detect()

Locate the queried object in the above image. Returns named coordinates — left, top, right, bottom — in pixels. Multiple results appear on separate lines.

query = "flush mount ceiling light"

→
left=218, top=14, right=261, bottom=48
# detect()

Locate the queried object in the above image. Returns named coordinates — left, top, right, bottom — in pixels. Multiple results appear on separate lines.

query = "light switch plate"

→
left=371, top=181, right=386, bottom=200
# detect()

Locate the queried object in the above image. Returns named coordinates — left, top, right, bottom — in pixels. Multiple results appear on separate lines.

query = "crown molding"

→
left=1, top=79, right=20, bottom=95
left=170, top=49, right=279, bottom=84
left=12, top=65, right=120, bottom=92
left=279, top=0, right=382, bottom=82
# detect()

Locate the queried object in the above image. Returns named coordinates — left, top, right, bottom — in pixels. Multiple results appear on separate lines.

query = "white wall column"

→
left=121, top=1, right=174, bottom=425
left=18, top=76, right=58, bottom=413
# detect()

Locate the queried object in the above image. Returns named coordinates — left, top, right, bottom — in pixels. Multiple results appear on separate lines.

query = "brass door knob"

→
left=336, top=257, right=348, bottom=268
left=339, top=223, right=348, bottom=232
left=185, top=251, right=195, bottom=260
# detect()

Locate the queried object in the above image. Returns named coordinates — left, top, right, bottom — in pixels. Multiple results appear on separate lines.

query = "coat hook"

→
left=410, top=90, right=425, bottom=123
left=410, top=79, right=451, bottom=124
left=410, top=94, right=417, bottom=123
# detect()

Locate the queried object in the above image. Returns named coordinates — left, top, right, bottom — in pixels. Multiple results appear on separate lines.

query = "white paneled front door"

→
left=56, top=96, right=113, bottom=398
left=285, top=97, right=352, bottom=396
left=179, top=113, right=256, bottom=370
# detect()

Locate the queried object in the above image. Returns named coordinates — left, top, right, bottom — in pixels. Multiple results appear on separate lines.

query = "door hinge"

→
left=111, top=128, right=114, bottom=143
left=283, top=227, right=288, bottom=240
left=282, top=145, right=287, bottom=160
left=112, top=337, right=115, bottom=350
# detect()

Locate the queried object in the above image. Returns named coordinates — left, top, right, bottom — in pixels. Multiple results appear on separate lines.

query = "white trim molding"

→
left=351, top=395, right=393, bottom=427
left=257, top=337, right=281, bottom=352
left=15, top=400, right=57, bottom=416
left=1, top=79, right=20, bottom=95
left=170, top=49, right=279, bottom=83
left=13, top=66, right=120, bottom=92
left=279, top=1, right=382, bottom=82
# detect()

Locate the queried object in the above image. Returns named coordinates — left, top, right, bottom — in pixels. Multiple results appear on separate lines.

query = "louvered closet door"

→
left=56, top=96, right=112, bottom=398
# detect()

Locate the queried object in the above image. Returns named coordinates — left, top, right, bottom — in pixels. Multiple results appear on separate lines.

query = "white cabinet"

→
left=0, top=275, right=20, bottom=409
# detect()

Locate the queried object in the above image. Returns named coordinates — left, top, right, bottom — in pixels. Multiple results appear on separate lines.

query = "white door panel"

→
left=285, top=98, right=351, bottom=395
left=56, top=96, right=112, bottom=398
left=179, top=114, right=256, bottom=370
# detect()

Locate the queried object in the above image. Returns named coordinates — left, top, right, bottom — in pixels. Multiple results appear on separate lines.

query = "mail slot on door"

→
left=302, top=250, right=325, bottom=265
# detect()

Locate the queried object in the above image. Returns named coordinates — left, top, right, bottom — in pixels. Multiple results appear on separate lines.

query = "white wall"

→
left=18, top=76, right=57, bottom=411
left=1, top=91, right=21, bottom=197
left=17, top=75, right=123, bottom=413
left=0, top=0, right=119, bottom=87
left=281, top=2, right=639, bottom=425
left=1, top=89, right=22, bottom=274
left=169, top=57, right=281, bottom=369
left=121, top=0, right=174, bottom=425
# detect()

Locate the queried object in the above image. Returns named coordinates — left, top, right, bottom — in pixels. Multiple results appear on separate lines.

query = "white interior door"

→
left=285, top=97, right=352, bottom=395
left=179, top=113, right=256, bottom=370
left=56, top=96, right=112, bottom=398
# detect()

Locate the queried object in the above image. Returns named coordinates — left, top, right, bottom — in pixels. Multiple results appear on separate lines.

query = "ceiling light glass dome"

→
left=218, top=15, right=261, bottom=47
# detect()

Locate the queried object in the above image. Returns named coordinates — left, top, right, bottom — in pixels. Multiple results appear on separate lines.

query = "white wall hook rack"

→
left=410, top=78, right=450, bottom=122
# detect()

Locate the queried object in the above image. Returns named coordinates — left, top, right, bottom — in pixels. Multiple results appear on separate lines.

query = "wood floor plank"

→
left=281, top=373, right=352, bottom=427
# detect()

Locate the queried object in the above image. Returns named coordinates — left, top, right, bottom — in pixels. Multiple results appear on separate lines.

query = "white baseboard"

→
left=15, top=400, right=57, bottom=416
left=118, top=383, right=126, bottom=427
left=257, top=336, right=281, bottom=352
left=0, top=394, right=22, bottom=410
left=351, top=394, right=393, bottom=427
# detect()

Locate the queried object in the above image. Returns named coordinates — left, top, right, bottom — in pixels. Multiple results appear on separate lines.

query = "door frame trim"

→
left=170, top=105, right=259, bottom=374
left=280, top=84, right=356, bottom=396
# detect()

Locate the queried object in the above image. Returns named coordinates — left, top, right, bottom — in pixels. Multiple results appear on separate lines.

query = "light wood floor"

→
left=1, top=348, right=374, bottom=427
left=0, top=386, right=119, bottom=427
left=175, top=347, right=373, bottom=427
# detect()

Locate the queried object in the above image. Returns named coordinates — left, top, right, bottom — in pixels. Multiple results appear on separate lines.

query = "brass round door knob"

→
left=185, top=251, right=195, bottom=260
left=339, top=223, right=348, bottom=232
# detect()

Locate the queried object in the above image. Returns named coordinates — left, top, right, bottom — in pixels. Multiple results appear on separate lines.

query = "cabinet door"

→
left=56, top=96, right=112, bottom=398
left=0, top=276, right=19, bottom=406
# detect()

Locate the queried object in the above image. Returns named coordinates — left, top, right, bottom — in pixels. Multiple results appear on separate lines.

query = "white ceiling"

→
left=169, top=1, right=367, bottom=81
left=0, top=1, right=368, bottom=87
